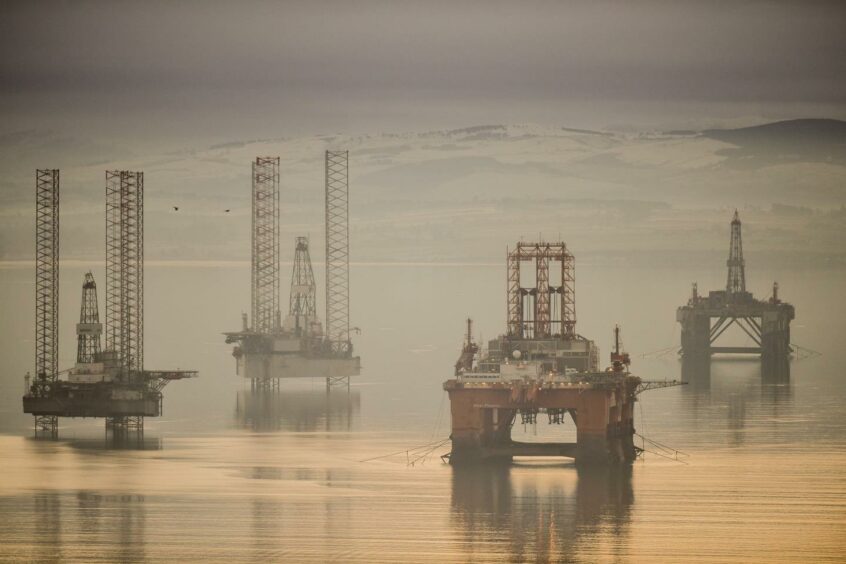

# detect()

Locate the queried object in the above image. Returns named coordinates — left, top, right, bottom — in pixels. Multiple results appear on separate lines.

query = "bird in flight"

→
left=173, top=206, right=179, bottom=211
left=224, top=209, right=230, bottom=213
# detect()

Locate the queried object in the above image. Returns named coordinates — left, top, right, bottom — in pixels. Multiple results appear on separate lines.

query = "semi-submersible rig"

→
left=22, top=169, right=197, bottom=436
left=677, top=211, right=794, bottom=376
left=445, top=241, right=680, bottom=465
left=224, top=153, right=360, bottom=391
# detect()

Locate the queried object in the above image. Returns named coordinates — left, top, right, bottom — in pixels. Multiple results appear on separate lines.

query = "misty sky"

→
left=1, top=0, right=845, bottom=148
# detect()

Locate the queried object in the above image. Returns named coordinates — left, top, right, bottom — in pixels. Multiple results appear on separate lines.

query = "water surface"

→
left=1, top=262, right=844, bottom=562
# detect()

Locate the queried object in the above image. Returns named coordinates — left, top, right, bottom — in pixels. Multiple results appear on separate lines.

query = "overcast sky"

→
left=1, top=0, right=844, bottom=148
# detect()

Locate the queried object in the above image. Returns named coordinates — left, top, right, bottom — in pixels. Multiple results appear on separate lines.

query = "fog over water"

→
left=2, top=1, right=846, bottom=562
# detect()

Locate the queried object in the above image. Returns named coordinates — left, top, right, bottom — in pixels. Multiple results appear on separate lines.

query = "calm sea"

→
left=1, top=262, right=844, bottom=562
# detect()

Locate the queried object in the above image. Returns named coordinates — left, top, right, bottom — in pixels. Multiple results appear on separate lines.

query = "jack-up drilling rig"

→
left=225, top=153, right=360, bottom=391
left=444, top=241, right=682, bottom=465
left=22, top=170, right=197, bottom=436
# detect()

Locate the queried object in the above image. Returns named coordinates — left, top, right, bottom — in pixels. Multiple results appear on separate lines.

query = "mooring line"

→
left=635, top=432, right=689, bottom=464
left=407, top=438, right=451, bottom=467
left=640, top=446, right=690, bottom=465
left=637, top=433, right=690, bottom=457
left=358, top=437, right=450, bottom=463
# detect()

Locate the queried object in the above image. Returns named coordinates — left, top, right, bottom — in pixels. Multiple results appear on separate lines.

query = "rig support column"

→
left=251, top=157, right=281, bottom=335
left=106, top=170, right=145, bottom=380
left=677, top=309, right=711, bottom=361
left=761, top=310, right=791, bottom=364
left=325, top=150, right=352, bottom=390
left=574, top=387, right=636, bottom=464
left=34, top=169, right=60, bottom=436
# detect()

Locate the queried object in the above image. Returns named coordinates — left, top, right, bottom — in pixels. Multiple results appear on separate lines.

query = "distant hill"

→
left=1, top=119, right=844, bottom=262
left=701, top=118, right=846, bottom=165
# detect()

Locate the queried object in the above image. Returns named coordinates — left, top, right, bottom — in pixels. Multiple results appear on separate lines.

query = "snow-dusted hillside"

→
left=1, top=121, right=844, bottom=263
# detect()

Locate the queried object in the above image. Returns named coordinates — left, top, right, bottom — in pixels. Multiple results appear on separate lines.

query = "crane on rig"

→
left=610, top=324, right=631, bottom=373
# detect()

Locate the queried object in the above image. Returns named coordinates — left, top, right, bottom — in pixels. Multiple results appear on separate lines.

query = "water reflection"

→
left=680, top=357, right=794, bottom=445
left=114, top=493, right=147, bottom=563
left=22, top=491, right=146, bottom=563
left=235, top=388, right=360, bottom=432
left=681, top=354, right=792, bottom=386
left=450, top=464, right=633, bottom=561
left=66, top=435, right=163, bottom=452
left=33, top=493, right=63, bottom=562
left=25, top=431, right=162, bottom=453
left=251, top=497, right=283, bottom=561
left=762, top=354, right=791, bottom=383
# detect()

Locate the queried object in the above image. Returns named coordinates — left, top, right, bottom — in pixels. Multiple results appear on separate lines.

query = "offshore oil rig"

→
left=445, top=242, right=680, bottom=465
left=225, top=152, right=360, bottom=391
left=677, top=211, right=794, bottom=369
left=22, top=170, right=197, bottom=436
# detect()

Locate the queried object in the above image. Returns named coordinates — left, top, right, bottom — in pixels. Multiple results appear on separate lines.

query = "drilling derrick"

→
left=677, top=211, right=794, bottom=379
left=76, top=272, right=102, bottom=364
left=23, top=170, right=197, bottom=436
left=33, top=169, right=60, bottom=434
left=507, top=242, right=578, bottom=344
left=726, top=210, right=746, bottom=296
left=288, top=236, right=317, bottom=334
left=251, top=157, right=281, bottom=334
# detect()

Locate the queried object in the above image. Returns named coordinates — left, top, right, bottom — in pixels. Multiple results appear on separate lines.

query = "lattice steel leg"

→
left=106, top=416, right=144, bottom=434
left=326, top=375, right=349, bottom=390
left=251, top=157, right=281, bottom=334
left=34, top=415, right=58, bottom=437
left=325, top=151, right=351, bottom=356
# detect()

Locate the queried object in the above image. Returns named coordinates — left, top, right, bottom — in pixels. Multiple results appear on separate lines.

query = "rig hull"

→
left=23, top=382, right=162, bottom=418
left=23, top=397, right=160, bottom=418
left=237, top=352, right=361, bottom=380
left=444, top=376, right=639, bottom=466
left=228, top=331, right=360, bottom=384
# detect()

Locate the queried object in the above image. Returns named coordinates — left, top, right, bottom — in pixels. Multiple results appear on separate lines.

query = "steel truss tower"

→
left=76, top=272, right=102, bottom=363
left=289, top=236, right=317, bottom=326
left=251, top=157, right=280, bottom=334
left=106, top=171, right=144, bottom=382
left=507, top=242, right=576, bottom=339
left=325, top=151, right=351, bottom=355
left=34, top=169, right=59, bottom=434
left=726, top=210, right=746, bottom=295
